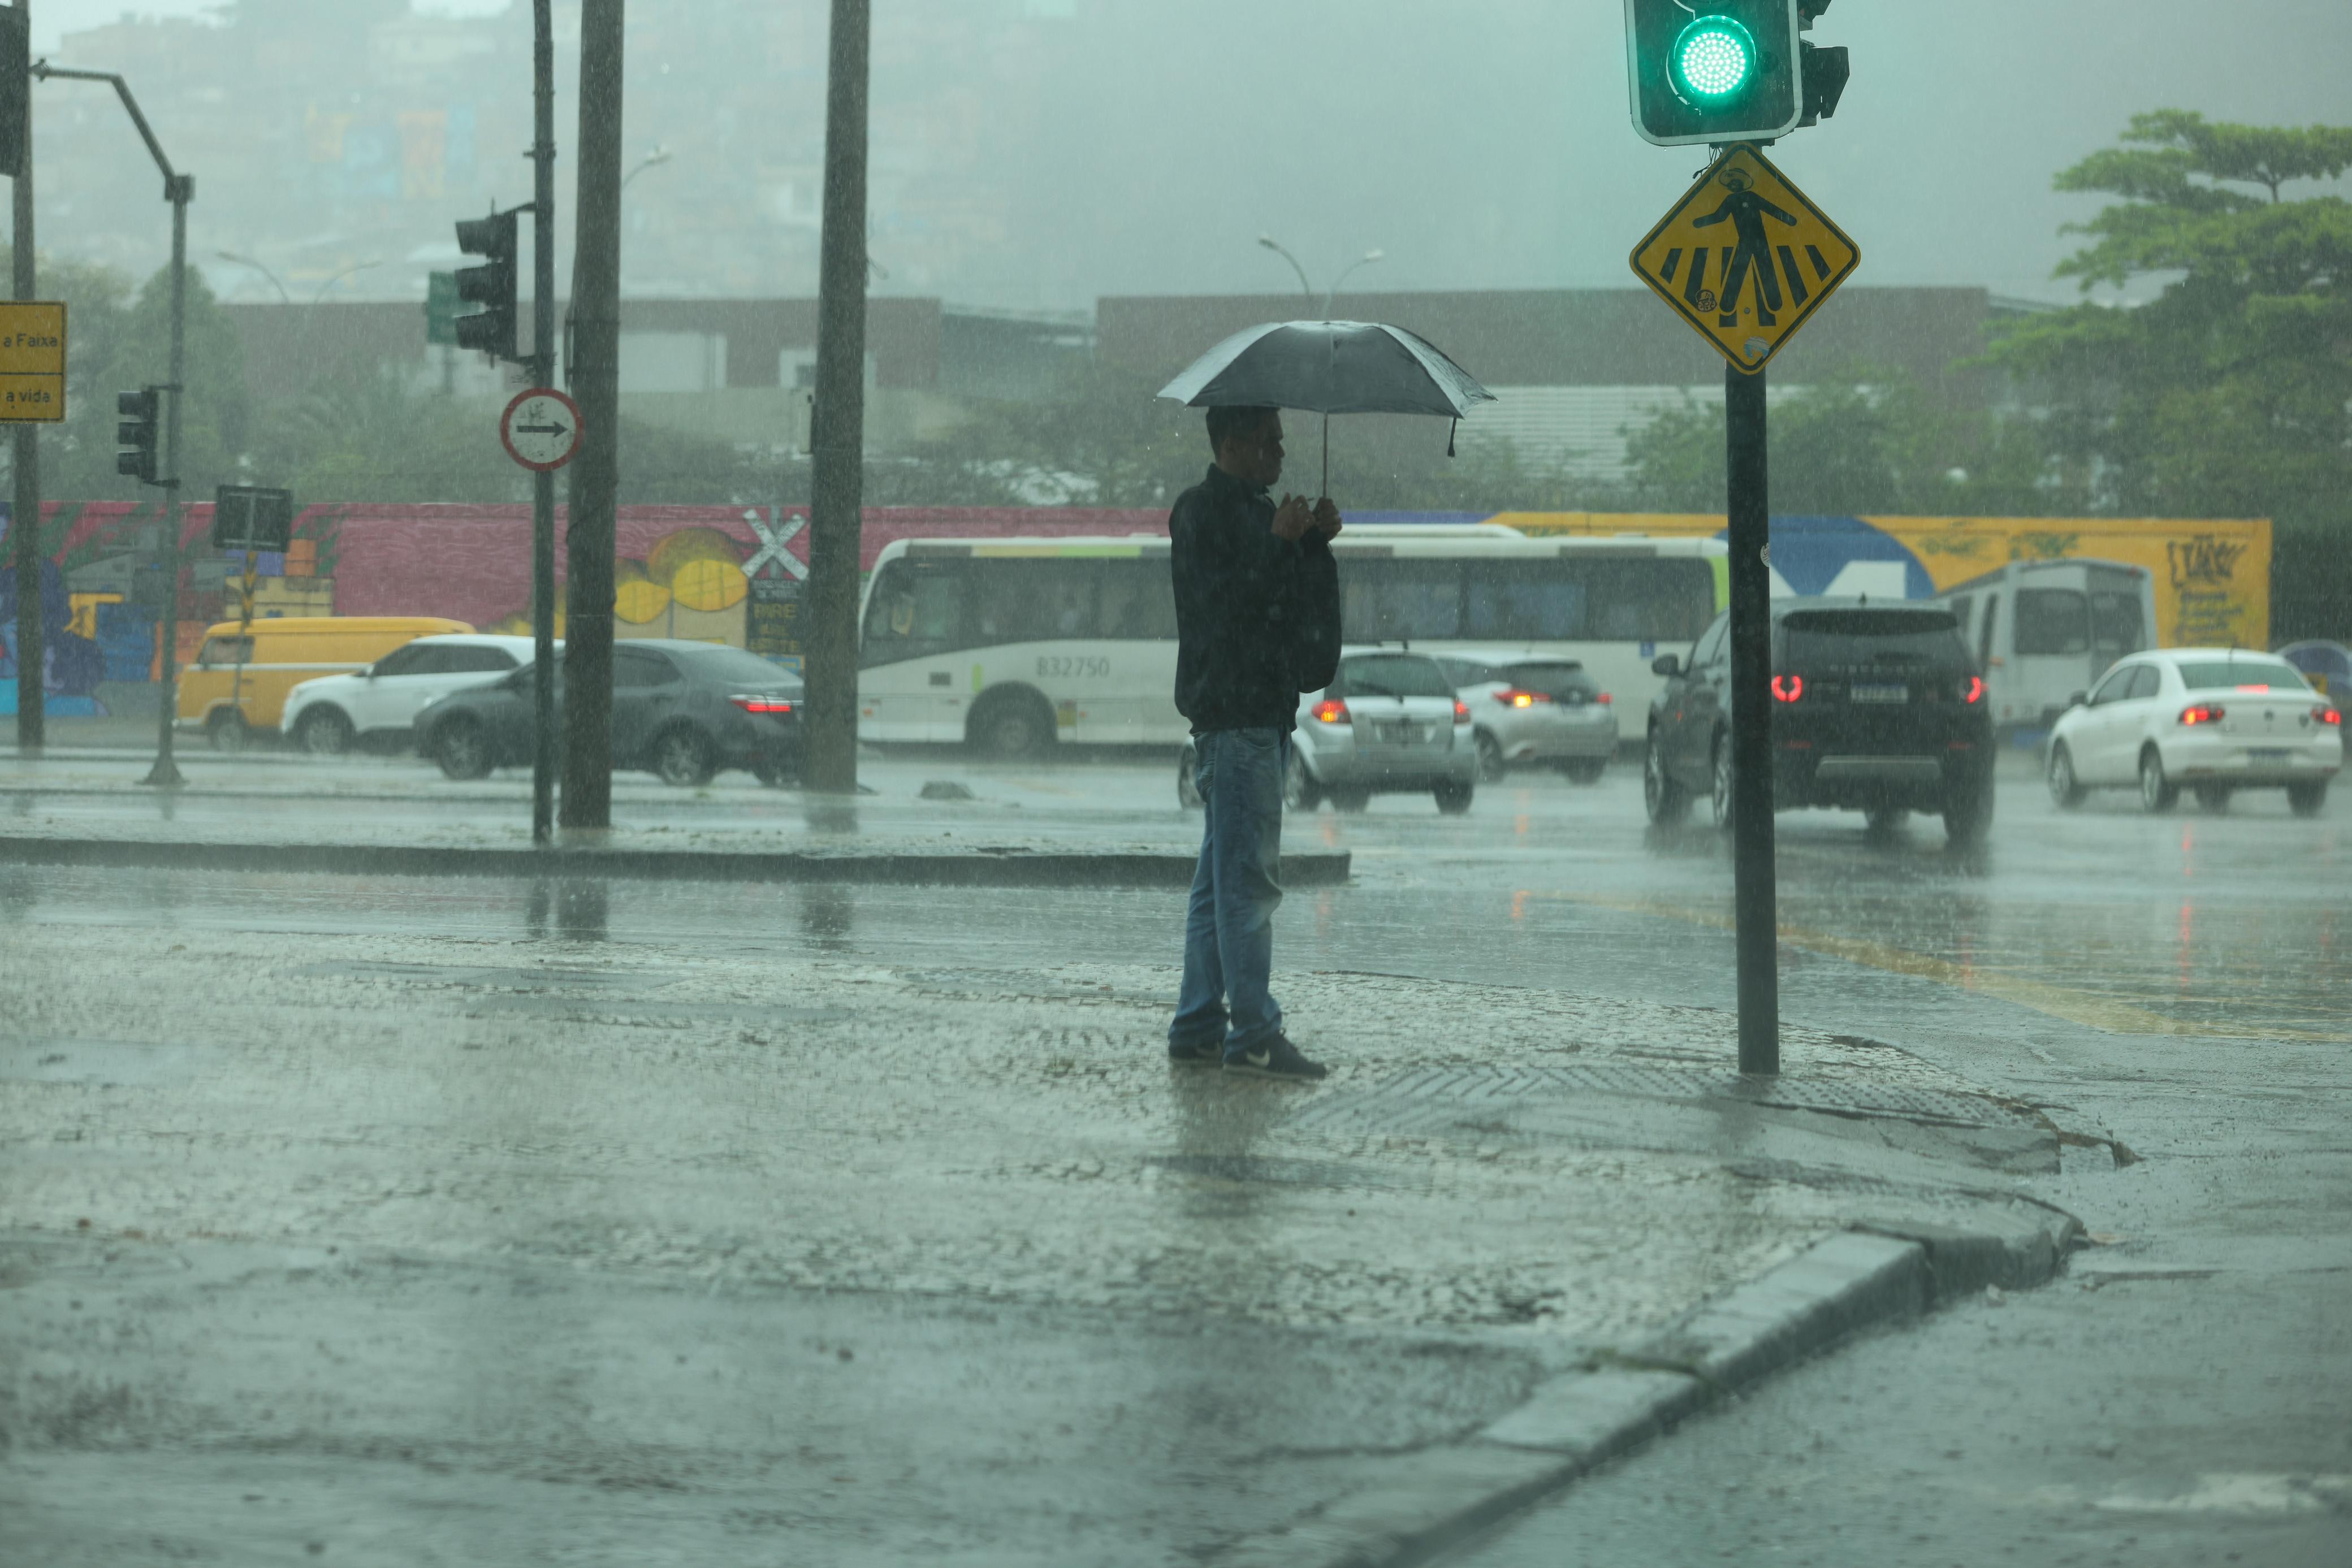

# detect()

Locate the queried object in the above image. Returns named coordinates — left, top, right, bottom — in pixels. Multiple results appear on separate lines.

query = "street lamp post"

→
left=308, top=258, right=381, bottom=305
left=620, top=144, right=669, bottom=192
left=33, top=59, right=193, bottom=789
left=1255, top=235, right=1385, bottom=320
left=215, top=250, right=289, bottom=305
left=1323, top=249, right=1385, bottom=318
left=1256, top=233, right=1312, bottom=306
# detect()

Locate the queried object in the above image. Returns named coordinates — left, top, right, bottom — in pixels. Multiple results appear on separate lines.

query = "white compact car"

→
left=2046, top=648, right=2342, bottom=816
left=281, top=634, right=551, bottom=755
left=1434, top=650, right=1617, bottom=783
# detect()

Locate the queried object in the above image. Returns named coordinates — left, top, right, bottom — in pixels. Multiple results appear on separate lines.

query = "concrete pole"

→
left=560, top=0, right=621, bottom=829
left=141, top=178, right=188, bottom=788
left=1725, top=361, right=1776, bottom=1074
left=802, top=0, right=870, bottom=794
left=530, top=0, right=557, bottom=843
left=10, top=0, right=37, bottom=752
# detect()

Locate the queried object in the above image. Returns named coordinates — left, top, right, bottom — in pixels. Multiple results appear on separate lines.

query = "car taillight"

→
left=730, top=694, right=795, bottom=715
left=1452, top=699, right=1469, bottom=721
left=2317, top=705, right=2342, bottom=726
left=1494, top=688, right=1552, bottom=708
left=1959, top=675, right=1984, bottom=704
left=1770, top=675, right=1804, bottom=703
left=2178, top=704, right=2224, bottom=726
left=1595, top=691, right=1612, bottom=705
left=1312, top=699, right=1350, bottom=724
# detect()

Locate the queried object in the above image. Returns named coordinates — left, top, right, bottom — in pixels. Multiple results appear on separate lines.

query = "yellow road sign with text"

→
left=0, top=301, right=66, bottom=421
left=1629, top=146, right=1856, bottom=375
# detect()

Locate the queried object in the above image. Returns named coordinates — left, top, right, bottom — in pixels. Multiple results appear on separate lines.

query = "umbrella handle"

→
left=1322, top=411, right=1330, bottom=500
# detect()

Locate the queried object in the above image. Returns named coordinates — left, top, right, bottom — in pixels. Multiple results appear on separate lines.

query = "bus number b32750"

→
left=1037, top=656, right=1109, bottom=678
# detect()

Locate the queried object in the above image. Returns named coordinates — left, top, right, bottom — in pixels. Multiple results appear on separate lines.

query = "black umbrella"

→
left=1156, top=319, right=1497, bottom=495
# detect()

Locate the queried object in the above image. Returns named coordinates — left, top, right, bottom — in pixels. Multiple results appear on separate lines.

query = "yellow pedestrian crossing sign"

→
left=1629, top=144, right=1858, bottom=374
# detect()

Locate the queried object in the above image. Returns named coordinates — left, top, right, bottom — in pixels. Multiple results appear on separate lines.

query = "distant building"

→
left=1097, top=287, right=2000, bottom=480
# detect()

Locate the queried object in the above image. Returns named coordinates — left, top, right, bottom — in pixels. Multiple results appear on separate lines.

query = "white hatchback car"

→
left=1289, top=647, right=1478, bottom=814
left=1434, top=650, right=1617, bottom=783
left=281, top=634, right=551, bottom=755
left=2046, top=648, right=2342, bottom=816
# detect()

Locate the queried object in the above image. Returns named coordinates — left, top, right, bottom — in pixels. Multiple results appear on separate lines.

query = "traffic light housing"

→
left=453, top=207, right=519, bottom=361
left=1624, top=0, right=1804, bottom=148
left=0, top=5, right=26, bottom=179
left=116, top=388, right=161, bottom=486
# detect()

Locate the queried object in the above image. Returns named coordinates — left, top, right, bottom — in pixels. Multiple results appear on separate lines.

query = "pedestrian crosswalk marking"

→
left=1629, top=144, right=1860, bottom=374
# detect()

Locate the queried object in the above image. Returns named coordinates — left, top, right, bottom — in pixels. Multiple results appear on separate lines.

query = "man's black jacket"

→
left=1169, top=464, right=1342, bottom=734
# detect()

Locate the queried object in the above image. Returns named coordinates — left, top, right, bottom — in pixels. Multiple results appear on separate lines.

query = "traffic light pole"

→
left=1725, top=359, right=1778, bottom=1074
left=33, top=62, right=193, bottom=789
left=11, top=0, right=38, bottom=755
left=561, top=0, right=622, bottom=830
left=530, top=0, right=556, bottom=844
left=803, top=0, right=871, bottom=795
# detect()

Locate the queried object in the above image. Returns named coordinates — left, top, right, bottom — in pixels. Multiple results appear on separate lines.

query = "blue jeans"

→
left=1171, top=727, right=1289, bottom=1056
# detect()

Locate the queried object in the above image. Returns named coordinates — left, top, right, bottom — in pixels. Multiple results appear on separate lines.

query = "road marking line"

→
left=1537, top=891, right=2352, bottom=1042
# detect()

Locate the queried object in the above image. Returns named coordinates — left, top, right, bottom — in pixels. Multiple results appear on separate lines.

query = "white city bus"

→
left=855, top=530, right=1728, bottom=754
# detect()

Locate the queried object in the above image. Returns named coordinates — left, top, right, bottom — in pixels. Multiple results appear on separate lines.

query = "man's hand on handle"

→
left=1311, top=497, right=1343, bottom=541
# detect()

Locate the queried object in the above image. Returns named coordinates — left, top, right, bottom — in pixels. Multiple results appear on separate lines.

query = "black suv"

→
left=1644, top=600, right=1995, bottom=841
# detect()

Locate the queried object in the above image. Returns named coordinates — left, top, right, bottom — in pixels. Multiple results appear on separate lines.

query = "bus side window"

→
left=1101, top=558, right=1177, bottom=640
left=860, top=561, right=963, bottom=666
left=1467, top=561, right=1583, bottom=639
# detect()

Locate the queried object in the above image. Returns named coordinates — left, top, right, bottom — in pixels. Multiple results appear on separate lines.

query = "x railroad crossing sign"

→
left=743, top=509, right=808, bottom=581
left=1629, top=144, right=1858, bottom=374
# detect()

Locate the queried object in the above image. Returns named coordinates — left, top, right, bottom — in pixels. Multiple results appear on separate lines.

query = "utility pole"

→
left=802, top=0, right=870, bottom=794
left=1724, top=362, right=1777, bottom=1073
left=561, top=0, right=621, bottom=829
left=8, top=1, right=37, bottom=753
left=530, top=0, right=557, bottom=843
left=34, top=60, right=192, bottom=789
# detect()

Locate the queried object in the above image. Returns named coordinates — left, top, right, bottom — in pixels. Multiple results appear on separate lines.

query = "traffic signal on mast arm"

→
left=1796, top=1, right=1851, bottom=129
left=1623, top=1, right=1804, bottom=148
left=452, top=207, right=520, bottom=361
left=116, top=388, right=162, bottom=486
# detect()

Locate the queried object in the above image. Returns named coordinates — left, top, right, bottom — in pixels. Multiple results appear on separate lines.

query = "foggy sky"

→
left=34, top=0, right=2352, bottom=309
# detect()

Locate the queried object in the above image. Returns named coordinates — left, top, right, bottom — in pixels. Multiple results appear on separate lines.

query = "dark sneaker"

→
left=1168, top=1037, right=1223, bottom=1066
left=1223, top=1034, right=1328, bottom=1081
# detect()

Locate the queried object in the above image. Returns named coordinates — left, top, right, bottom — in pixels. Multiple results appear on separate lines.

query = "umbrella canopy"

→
left=1157, top=319, right=1494, bottom=417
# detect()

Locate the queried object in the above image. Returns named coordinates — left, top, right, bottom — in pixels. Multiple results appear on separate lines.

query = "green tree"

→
left=0, top=253, right=252, bottom=505
left=1989, top=110, right=2352, bottom=639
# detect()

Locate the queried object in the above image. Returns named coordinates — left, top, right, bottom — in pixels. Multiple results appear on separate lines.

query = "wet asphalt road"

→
left=1, top=744, right=2346, bottom=1563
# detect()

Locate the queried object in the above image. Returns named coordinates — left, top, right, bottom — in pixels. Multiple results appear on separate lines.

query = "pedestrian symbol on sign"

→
left=1629, top=144, right=1858, bottom=372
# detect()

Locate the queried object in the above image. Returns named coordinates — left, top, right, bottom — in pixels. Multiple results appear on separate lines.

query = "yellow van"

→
left=178, top=616, right=472, bottom=748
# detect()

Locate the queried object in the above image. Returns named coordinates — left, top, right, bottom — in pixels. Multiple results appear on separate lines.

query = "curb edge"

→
left=1214, top=1211, right=2077, bottom=1568
left=0, top=835, right=1352, bottom=890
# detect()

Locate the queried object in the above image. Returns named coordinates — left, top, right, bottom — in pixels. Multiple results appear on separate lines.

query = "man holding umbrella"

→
left=1165, top=406, right=1343, bottom=1080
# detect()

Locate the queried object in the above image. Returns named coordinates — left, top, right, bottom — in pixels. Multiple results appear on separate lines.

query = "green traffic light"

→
left=1671, top=15, right=1757, bottom=102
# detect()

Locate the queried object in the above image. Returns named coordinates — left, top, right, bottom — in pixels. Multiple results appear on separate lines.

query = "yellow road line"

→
left=1542, top=891, right=2350, bottom=1042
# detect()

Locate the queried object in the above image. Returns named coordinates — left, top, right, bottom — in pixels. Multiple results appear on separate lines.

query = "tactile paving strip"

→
left=1292, top=1063, right=2026, bottom=1134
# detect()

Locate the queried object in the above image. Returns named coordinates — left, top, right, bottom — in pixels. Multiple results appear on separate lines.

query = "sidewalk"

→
left=0, top=902, right=2077, bottom=1566
left=0, top=747, right=1323, bottom=885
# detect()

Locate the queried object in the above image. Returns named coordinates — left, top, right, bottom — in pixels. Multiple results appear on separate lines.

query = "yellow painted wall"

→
left=1491, top=513, right=2273, bottom=649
